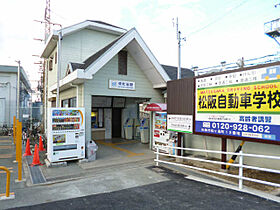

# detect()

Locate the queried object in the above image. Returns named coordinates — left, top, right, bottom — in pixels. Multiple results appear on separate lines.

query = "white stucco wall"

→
left=61, top=29, right=119, bottom=79
left=83, top=52, right=164, bottom=142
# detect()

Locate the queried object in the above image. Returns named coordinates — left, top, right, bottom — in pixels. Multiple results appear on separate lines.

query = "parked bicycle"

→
left=0, top=124, right=12, bottom=136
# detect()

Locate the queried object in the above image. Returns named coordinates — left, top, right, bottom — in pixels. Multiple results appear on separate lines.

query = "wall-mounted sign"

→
left=167, top=114, right=193, bottom=134
left=195, top=65, right=280, bottom=142
left=109, top=80, right=135, bottom=90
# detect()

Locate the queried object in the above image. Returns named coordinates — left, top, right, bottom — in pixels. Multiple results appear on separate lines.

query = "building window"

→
left=49, top=57, right=53, bottom=71
left=61, top=99, right=69, bottom=108
left=91, top=108, right=104, bottom=128
left=69, top=97, right=76, bottom=107
left=118, top=50, right=127, bottom=75
left=61, top=97, right=76, bottom=108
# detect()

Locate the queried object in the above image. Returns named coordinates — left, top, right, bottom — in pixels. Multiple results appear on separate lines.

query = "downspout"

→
left=70, top=83, right=79, bottom=107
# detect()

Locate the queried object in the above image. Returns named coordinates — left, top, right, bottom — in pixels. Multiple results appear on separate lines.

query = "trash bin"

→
left=86, top=140, right=98, bottom=161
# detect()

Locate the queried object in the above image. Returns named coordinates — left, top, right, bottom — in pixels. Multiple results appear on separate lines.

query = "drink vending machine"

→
left=153, top=112, right=170, bottom=153
left=48, top=108, right=85, bottom=163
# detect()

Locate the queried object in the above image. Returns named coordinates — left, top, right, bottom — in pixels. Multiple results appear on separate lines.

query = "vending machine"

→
left=48, top=108, right=85, bottom=163
left=152, top=112, right=170, bottom=153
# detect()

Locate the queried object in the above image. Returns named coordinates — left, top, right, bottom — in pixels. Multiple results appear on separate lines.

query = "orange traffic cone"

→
left=23, top=138, right=32, bottom=156
left=39, top=136, right=46, bottom=151
left=31, top=144, right=43, bottom=166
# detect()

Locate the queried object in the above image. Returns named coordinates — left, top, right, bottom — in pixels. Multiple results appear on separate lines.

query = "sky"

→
left=0, top=0, right=280, bottom=99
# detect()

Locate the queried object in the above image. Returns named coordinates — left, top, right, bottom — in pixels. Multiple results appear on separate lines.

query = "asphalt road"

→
left=9, top=167, right=280, bottom=210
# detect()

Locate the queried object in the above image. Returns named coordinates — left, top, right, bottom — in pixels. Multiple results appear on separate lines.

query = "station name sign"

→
left=195, top=66, right=280, bottom=142
left=109, top=80, right=135, bottom=90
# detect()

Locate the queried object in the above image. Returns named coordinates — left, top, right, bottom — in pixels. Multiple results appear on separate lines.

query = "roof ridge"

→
left=86, top=20, right=126, bottom=30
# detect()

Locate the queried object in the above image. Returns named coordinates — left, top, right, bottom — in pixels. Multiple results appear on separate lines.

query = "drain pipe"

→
left=70, top=83, right=79, bottom=107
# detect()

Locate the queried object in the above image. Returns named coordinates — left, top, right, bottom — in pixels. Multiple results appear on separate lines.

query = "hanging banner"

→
left=195, top=65, right=280, bottom=142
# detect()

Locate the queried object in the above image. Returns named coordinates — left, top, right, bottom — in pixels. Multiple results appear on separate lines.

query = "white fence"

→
left=154, top=145, right=280, bottom=190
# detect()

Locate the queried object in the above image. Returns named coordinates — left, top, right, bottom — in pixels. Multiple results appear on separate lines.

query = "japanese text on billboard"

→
left=195, top=66, right=280, bottom=142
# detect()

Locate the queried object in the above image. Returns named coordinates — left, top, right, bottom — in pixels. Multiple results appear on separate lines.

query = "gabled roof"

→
left=41, top=20, right=127, bottom=58
left=0, top=65, right=31, bottom=91
left=50, top=28, right=171, bottom=92
left=82, top=28, right=170, bottom=87
left=162, top=64, right=194, bottom=80
left=86, top=20, right=126, bottom=31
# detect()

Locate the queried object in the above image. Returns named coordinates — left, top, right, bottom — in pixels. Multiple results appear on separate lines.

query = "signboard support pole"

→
left=177, top=133, right=182, bottom=156
left=221, top=138, right=227, bottom=170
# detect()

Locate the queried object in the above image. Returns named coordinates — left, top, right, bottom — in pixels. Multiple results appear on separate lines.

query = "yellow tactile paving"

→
left=0, top=154, right=13, bottom=159
left=96, top=140, right=144, bottom=157
left=113, top=140, right=138, bottom=145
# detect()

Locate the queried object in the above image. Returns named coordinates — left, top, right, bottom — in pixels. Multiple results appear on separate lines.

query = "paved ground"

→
left=41, top=139, right=154, bottom=182
left=0, top=136, right=25, bottom=198
left=8, top=166, right=280, bottom=210
left=1, top=137, right=280, bottom=209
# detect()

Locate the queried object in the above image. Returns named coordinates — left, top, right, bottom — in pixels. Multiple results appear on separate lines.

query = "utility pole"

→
left=174, top=17, right=186, bottom=80
left=56, top=31, right=62, bottom=108
left=15, top=60, right=21, bottom=119
left=45, top=0, right=51, bottom=41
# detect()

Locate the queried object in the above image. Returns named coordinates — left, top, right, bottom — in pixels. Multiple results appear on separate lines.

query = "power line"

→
left=188, top=0, right=250, bottom=37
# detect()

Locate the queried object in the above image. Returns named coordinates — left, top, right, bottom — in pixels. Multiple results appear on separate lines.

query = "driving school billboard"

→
left=195, top=65, right=280, bottom=142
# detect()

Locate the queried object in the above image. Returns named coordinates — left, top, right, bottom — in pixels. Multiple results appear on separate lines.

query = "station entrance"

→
left=90, top=95, right=153, bottom=166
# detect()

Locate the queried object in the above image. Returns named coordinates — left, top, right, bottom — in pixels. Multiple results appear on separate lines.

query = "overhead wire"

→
left=187, top=0, right=250, bottom=37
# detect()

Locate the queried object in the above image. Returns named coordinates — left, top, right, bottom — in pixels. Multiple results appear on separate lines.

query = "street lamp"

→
left=15, top=60, right=21, bottom=120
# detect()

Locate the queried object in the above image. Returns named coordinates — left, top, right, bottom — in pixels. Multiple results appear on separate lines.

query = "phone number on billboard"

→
left=203, top=122, right=270, bottom=133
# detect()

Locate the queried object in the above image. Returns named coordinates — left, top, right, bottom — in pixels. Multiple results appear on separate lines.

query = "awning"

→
left=144, top=103, right=167, bottom=112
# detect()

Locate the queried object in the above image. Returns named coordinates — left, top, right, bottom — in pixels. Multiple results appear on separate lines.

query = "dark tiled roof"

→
left=87, top=20, right=126, bottom=31
left=70, top=62, right=83, bottom=71
left=161, top=64, right=194, bottom=80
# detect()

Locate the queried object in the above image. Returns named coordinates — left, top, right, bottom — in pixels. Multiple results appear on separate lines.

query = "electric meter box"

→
left=47, top=108, right=85, bottom=163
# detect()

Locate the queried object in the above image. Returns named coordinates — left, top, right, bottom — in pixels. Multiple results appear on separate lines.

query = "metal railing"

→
left=0, top=166, right=11, bottom=198
left=154, top=145, right=280, bottom=190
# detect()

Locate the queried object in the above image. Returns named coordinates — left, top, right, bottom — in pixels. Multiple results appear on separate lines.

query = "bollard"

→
left=15, top=119, right=19, bottom=162
left=17, top=122, right=22, bottom=181
left=0, top=166, right=11, bottom=198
